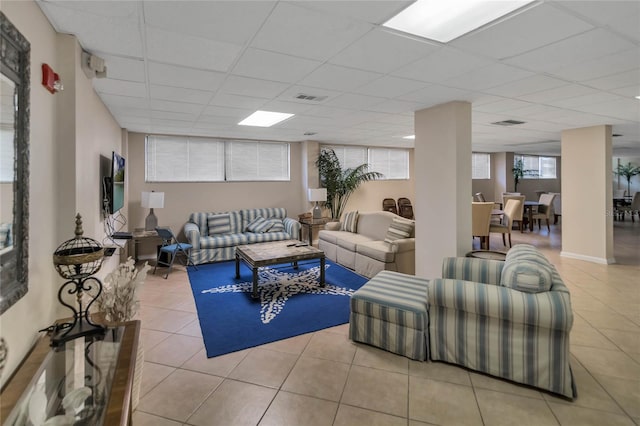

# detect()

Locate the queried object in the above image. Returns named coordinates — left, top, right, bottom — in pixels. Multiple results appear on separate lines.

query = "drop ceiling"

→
left=37, top=0, right=640, bottom=155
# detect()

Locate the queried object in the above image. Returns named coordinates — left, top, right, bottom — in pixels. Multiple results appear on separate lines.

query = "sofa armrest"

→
left=283, top=217, right=301, bottom=240
left=389, top=237, right=415, bottom=253
left=324, top=221, right=341, bottom=231
left=429, top=278, right=573, bottom=331
left=184, top=222, right=201, bottom=250
left=441, top=257, right=503, bottom=285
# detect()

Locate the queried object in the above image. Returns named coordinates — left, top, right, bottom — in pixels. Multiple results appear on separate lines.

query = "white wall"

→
left=0, top=1, right=123, bottom=385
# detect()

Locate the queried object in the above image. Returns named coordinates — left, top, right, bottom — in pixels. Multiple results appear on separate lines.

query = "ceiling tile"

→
left=474, top=99, right=533, bottom=114
left=208, top=93, right=267, bottom=110
left=297, top=1, right=412, bottom=25
left=519, top=84, right=596, bottom=103
left=365, top=99, right=425, bottom=114
left=231, top=48, right=322, bottom=83
left=481, top=75, right=570, bottom=98
left=150, top=99, right=204, bottom=115
left=551, top=92, right=622, bottom=109
left=506, top=28, right=636, bottom=73
left=391, top=47, right=490, bottom=83
left=145, top=26, right=243, bottom=72
left=444, top=63, right=534, bottom=91
left=251, top=2, right=372, bottom=61
left=93, top=79, right=147, bottom=98
left=397, top=84, right=473, bottom=105
left=452, top=3, right=593, bottom=60
left=38, top=2, right=143, bottom=57
left=299, top=64, right=382, bottom=92
left=549, top=49, right=640, bottom=82
left=142, top=1, right=275, bottom=45
left=201, top=105, right=253, bottom=118
left=583, top=69, right=640, bottom=91
left=555, top=0, right=640, bottom=42
left=150, top=85, right=213, bottom=105
left=352, top=76, right=428, bottom=98
left=325, top=93, right=386, bottom=110
left=610, top=85, right=640, bottom=99
left=329, top=28, right=439, bottom=74
left=98, top=55, right=146, bottom=82
left=148, top=62, right=226, bottom=91
left=260, top=100, right=316, bottom=115
left=219, top=76, right=289, bottom=99
left=100, top=94, right=148, bottom=109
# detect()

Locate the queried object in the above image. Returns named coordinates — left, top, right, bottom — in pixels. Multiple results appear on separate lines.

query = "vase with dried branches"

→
left=96, top=258, right=150, bottom=323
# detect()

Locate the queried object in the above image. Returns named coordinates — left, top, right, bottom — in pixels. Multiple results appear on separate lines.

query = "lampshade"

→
left=308, top=188, right=327, bottom=202
left=141, top=191, right=164, bottom=209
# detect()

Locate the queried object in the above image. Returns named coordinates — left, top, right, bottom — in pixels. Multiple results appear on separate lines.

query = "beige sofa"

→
left=318, top=211, right=415, bottom=278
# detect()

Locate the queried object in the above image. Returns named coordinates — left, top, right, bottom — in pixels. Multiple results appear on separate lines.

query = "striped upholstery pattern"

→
left=384, top=217, right=415, bottom=244
left=207, top=214, right=231, bottom=235
left=185, top=208, right=301, bottom=265
left=350, top=270, right=429, bottom=361
left=341, top=211, right=359, bottom=232
left=245, top=216, right=272, bottom=233
left=501, top=244, right=554, bottom=293
left=267, top=218, right=285, bottom=232
left=429, top=252, right=576, bottom=399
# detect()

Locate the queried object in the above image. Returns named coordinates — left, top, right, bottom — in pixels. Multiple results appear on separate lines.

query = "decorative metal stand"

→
left=51, top=214, right=106, bottom=346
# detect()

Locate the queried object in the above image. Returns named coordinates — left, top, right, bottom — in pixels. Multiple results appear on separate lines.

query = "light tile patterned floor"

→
left=134, top=220, right=640, bottom=425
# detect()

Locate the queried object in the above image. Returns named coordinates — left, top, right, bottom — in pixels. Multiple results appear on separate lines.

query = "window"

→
left=472, top=153, right=490, bottom=179
left=321, top=145, right=410, bottom=180
left=0, top=128, right=13, bottom=182
left=514, top=155, right=557, bottom=179
left=146, top=135, right=289, bottom=182
left=369, top=148, right=409, bottom=180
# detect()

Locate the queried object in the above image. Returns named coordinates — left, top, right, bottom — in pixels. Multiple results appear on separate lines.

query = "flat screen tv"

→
left=109, top=151, right=125, bottom=214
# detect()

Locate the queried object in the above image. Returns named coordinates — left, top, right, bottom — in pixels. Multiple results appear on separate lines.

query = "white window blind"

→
left=0, top=128, right=14, bottom=182
left=146, top=135, right=224, bottom=182
left=369, top=148, right=409, bottom=179
left=321, top=145, right=367, bottom=170
left=472, top=153, right=490, bottom=179
left=514, top=154, right=556, bottom=179
left=225, top=141, right=289, bottom=181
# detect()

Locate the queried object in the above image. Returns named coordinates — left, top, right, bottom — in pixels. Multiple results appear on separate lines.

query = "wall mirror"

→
left=0, top=12, right=30, bottom=314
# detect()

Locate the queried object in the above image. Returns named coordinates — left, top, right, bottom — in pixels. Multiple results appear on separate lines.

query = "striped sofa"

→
left=184, top=208, right=301, bottom=265
left=350, top=270, right=429, bottom=361
left=429, top=245, right=577, bottom=399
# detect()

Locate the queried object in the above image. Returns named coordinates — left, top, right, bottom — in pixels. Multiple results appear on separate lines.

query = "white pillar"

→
left=561, top=125, right=614, bottom=264
left=414, top=101, right=472, bottom=278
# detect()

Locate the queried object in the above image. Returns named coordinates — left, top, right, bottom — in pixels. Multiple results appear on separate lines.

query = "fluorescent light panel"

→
left=238, top=110, right=294, bottom=127
left=403, top=135, right=416, bottom=140
left=383, top=0, right=535, bottom=43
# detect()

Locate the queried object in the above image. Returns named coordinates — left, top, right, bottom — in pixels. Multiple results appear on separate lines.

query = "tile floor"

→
left=133, top=220, right=640, bottom=426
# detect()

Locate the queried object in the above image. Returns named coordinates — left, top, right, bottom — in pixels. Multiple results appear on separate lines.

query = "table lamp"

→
left=141, top=191, right=164, bottom=231
left=308, top=188, right=327, bottom=219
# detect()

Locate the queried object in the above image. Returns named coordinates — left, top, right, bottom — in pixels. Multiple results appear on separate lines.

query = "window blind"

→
left=369, top=148, right=409, bottom=179
left=472, top=153, right=490, bottom=179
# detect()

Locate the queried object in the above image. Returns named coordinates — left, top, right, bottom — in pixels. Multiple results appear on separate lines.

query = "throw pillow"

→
left=341, top=211, right=359, bottom=233
left=501, top=244, right=554, bottom=293
left=245, top=216, right=273, bottom=233
left=207, top=214, right=231, bottom=236
left=384, top=217, right=415, bottom=244
left=267, top=218, right=285, bottom=233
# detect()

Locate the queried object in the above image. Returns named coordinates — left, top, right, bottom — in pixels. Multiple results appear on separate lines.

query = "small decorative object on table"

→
left=96, top=258, right=150, bottom=323
left=51, top=214, right=106, bottom=346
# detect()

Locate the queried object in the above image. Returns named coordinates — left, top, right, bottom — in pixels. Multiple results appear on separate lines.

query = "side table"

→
left=299, top=217, right=330, bottom=246
left=128, top=229, right=161, bottom=262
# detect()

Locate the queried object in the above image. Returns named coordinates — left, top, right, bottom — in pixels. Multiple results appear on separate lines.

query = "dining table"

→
left=523, top=200, right=541, bottom=231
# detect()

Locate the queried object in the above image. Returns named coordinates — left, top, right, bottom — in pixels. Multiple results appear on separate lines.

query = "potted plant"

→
left=316, top=149, right=382, bottom=219
left=512, top=159, right=537, bottom=192
left=615, top=162, right=640, bottom=197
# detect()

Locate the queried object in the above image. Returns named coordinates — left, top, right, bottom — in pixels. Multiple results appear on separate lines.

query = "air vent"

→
left=295, top=93, right=328, bottom=102
left=491, top=119, right=525, bottom=126
left=612, top=133, right=622, bottom=137
left=304, top=132, right=317, bottom=136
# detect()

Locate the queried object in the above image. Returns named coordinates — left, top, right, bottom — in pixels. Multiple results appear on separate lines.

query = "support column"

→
left=561, top=125, right=614, bottom=264
left=414, top=101, right=472, bottom=278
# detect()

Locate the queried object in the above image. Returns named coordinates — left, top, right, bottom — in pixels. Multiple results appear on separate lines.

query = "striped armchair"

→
left=428, top=245, right=576, bottom=399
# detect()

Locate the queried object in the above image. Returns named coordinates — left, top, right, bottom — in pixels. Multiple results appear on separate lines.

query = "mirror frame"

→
left=0, top=12, right=30, bottom=314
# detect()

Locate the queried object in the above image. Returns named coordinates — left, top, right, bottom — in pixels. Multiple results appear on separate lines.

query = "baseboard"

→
left=560, top=251, right=616, bottom=265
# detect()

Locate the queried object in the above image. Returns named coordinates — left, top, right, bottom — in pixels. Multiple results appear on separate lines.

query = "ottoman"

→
left=349, top=270, right=429, bottom=361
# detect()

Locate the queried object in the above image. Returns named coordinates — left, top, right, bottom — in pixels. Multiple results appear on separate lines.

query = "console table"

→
left=0, top=320, right=140, bottom=426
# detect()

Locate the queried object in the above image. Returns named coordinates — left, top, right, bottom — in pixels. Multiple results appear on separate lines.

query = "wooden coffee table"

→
left=235, top=240, right=325, bottom=298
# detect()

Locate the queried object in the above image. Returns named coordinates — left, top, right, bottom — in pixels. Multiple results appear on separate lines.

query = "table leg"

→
left=235, top=253, right=240, bottom=278
left=293, top=261, right=299, bottom=269
left=308, top=224, right=313, bottom=246
left=252, top=267, right=259, bottom=299
left=529, top=208, right=534, bottom=231
left=319, top=256, right=325, bottom=287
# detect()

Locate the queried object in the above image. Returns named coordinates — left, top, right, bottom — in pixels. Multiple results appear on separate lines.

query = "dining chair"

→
left=619, top=192, right=640, bottom=222
left=489, top=199, right=521, bottom=248
left=502, top=195, right=525, bottom=232
left=472, top=202, right=494, bottom=250
left=549, top=192, right=561, bottom=224
left=382, top=198, right=398, bottom=215
left=473, top=192, right=486, bottom=202
left=532, top=193, right=556, bottom=232
left=153, top=227, right=198, bottom=278
left=397, top=197, right=414, bottom=219
left=613, top=189, right=626, bottom=199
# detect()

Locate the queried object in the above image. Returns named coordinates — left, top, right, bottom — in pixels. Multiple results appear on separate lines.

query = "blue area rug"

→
left=187, top=259, right=368, bottom=358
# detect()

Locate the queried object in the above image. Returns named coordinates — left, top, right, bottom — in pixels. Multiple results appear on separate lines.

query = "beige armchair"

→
left=472, top=202, right=494, bottom=250
left=503, top=195, right=525, bottom=232
left=489, top=198, right=521, bottom=248
left=532, top=193, right=556, bottom=232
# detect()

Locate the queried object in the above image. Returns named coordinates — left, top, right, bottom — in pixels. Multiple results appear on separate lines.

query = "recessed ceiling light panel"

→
left=383, top=0, right=535, bottom=43
left=238, top=110, right=294, bottom=127
left=403, top=135, right=416, bottom=140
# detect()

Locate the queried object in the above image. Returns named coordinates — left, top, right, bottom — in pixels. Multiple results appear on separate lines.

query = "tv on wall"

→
left=107, top=151, right=125, bottom=214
